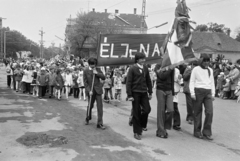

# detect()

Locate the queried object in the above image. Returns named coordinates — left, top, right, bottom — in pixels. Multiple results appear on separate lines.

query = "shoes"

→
left=134, top=133, right=141, bottom=140
left=38, top=97, right=42, bottom=99
left=129, top=116, right=133, bottom=126
left=203, top=135, right=213, bottom=141
left=156, top=133, right=168, bottom=139
left=194, top=134, right=203, bottom=139
left=49, top=96, right=52, bottom=98
left=142, top=127, right=148, bottom=131
left=16, top=90, right=18, bottom=92
left=97, top=124, right=106, bottom=130
left=173, top=126, right=181, bottom=131
left=85, top=118, right=89, bottom=125
left=188, top=120, right=193, bottom=125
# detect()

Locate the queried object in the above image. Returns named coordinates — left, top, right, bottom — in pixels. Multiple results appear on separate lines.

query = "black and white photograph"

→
left=0, top=0, right=240, bottom=160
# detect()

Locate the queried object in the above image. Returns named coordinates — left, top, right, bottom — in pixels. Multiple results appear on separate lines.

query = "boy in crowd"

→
left=126, top=53, right=152, bottom=140
left=84, top=57, right=106, bottom=130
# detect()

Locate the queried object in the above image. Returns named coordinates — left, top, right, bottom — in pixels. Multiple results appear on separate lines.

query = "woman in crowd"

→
left=78, top=67, right=86, bottom=100
left=64, top=68, right=73, bottom=99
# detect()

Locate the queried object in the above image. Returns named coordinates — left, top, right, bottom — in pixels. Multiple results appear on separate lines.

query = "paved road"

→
left=0, top=67, right=239, bottom=161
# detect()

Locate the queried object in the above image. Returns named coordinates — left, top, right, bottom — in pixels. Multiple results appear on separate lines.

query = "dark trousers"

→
left=132, top=92, right=151, bottom=135
left=156, top=90, right=173, bottom=136
left=7, top=75, right=11, bottom=87
left=11, top=75, right=16, bottom=90
left=73, top=88, right=79, bottom=98
left=39, top=86, right=46, bottom=97
left=104, top=88, right=110, bottom=100
left=49, top=85, right=54, bottom=96
left=173, top=102, right=181, bottom=127
left=86, top=89, right=103, bottom=125
left=109, top=88, right=113, bottom=99
left=185, top=93, right=194, bottom=121
left=193, top=88, right=213, bottom=136
left=26, top=83, right=31, bottom=94
left=69, top=88, right=73, bottom=95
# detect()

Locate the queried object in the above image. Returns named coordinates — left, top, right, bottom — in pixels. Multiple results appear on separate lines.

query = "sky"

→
left=0, top=0, right=240, bottom=48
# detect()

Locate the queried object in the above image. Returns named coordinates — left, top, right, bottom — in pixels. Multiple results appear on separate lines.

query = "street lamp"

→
left=4, top=31, right=12, bottom=58
left=147, top=22, right=168, bottom=31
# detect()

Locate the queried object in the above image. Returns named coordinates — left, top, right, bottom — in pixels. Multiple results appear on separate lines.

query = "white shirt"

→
left=173, top=68, right=181, bottom=103
left=65, top=73, right=73, bottom=86
left=189, top=66, right=215, bottom=97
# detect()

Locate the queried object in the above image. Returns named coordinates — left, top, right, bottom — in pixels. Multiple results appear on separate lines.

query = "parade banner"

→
left=97, top=34, right=166, bottom=66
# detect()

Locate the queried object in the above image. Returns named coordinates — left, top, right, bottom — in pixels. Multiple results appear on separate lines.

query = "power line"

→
left=106, top=0, right=128, bottom=9
left=147, top=0, right=227, bottom=16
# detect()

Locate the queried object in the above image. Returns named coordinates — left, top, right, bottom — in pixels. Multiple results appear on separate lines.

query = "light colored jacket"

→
left=228, top=68, right=240, bottom=90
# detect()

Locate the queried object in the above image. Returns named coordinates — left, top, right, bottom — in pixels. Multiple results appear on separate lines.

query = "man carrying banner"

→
left=126, top=53, right=152, bottom=140
left=83, top=57, right=106, bottom=130
left=189, top=54, right=215, bottom=140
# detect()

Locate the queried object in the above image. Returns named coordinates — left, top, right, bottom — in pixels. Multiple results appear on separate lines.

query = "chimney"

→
left=226, top=29, right=231, bottom=36
left=92, top=8, right=95, bottom=12
left=105, top=9, right=107, bottom=13
left=115, top=9, right=119, bottom=14
left=134, top=8, right=137, bottom=14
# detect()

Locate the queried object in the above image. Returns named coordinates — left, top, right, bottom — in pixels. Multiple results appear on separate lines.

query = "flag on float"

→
left=161, top=0, right=196, bottom=69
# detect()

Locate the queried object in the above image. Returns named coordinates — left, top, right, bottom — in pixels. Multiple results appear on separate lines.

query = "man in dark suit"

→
left=126, top=53, right=152, bottom=140
left=83, top=57, right=106, bottom=129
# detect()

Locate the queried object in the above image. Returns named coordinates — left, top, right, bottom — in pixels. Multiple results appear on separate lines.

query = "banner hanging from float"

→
left=96, top=34, right=166, bottom=66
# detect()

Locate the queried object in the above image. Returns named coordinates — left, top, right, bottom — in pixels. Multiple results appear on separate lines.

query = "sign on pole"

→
left=97, top=34, right=166, bottom=66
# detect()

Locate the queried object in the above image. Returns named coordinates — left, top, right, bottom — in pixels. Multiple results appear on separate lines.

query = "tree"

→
left=195, top=24, right=208, bottom=32
left=234, top=27, right=240, bottom=42
left=66, top=11, right=124, bottom=58
left=195, top=22, right=230, bottom=35
left=0, top=27, right=40, bottom=59
left=236, top=33, right=240, bottom=42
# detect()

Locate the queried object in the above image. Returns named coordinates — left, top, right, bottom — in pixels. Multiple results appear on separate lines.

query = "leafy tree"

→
left=236, top=33, right=240, bottom=42
left=0, top=27, right=40, bottom=59
left=195, top=22, right=230, bottom=35
left=66, top=11, right=124, bottom=58
left=195, top=24, right=208, bottom=32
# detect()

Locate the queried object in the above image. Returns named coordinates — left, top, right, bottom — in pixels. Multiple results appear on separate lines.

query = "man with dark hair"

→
left=126, top=53, right=152, bottom=140
left=183, top=61, right=198, bottom=124
left=83, top=57, right=106, bottom=129
left=155, top=63, right=175, bottom=139
left=190, top=54, right=215, bottom=140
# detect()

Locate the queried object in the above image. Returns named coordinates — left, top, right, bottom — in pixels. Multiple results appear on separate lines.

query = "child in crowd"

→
left=55, top=69, right=64, bottom=100
left=37, top=67, right=48, bottom=99
left=14, top=65, right=23, bottom=92
left=114, top=71, right=123, bottom=102
left=235, top=82, right=240, bottom=103
left=6, top=63, right=12, bottom=88
left=216, top=72, right=225, bottom=98
left=103, top=72, right=112, bottom=102
left=222, top=78, right=231, bottom=99
left=64, top=68, right=73, bottom=99
left=48, top=67, right=56, bottom=98
left=77, top=67, right=86, bottom=100
left=72, top=67, right=80, bottom=98
left=32, top=67, right=39, bottom=96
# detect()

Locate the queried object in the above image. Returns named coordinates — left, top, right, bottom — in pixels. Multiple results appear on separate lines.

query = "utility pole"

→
left=0, top=17, right=6, bottom=58
left=39, top=28, right=45, bottom=58
left=141, top=0, right=147, bottom=34
left=88, top=0, right=92, bottom=13
left=51, top=42, right=55, bottom=58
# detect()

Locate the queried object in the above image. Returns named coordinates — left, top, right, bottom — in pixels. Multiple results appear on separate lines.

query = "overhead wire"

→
left=147, top=0, right=228, bottom=16
left=106, top=0, right=128, bottom=9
